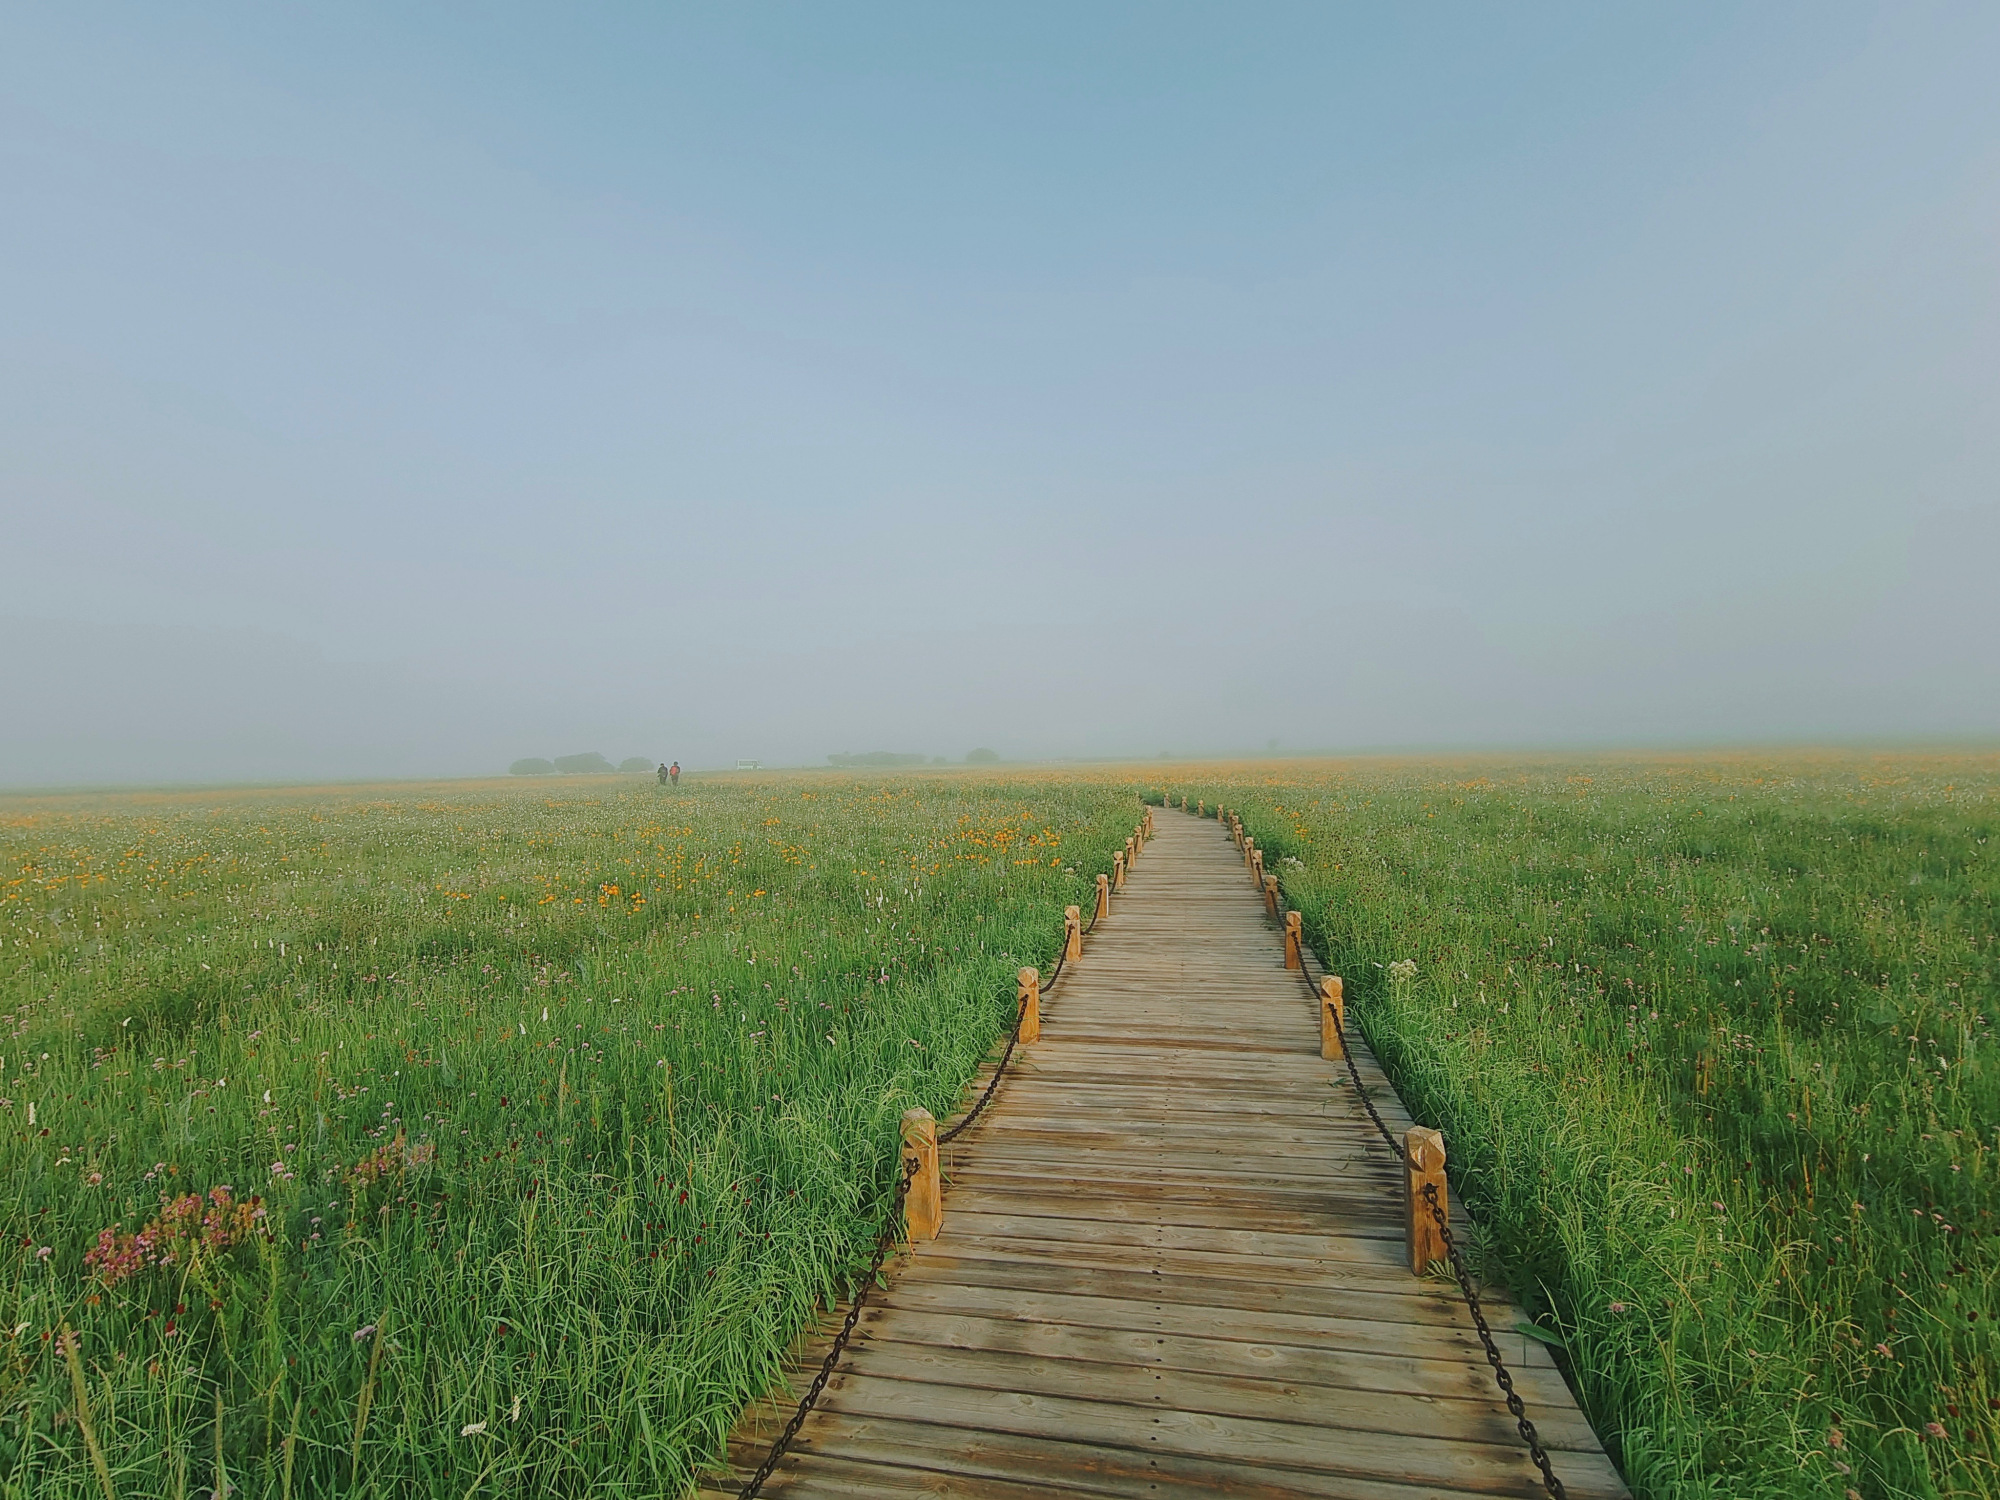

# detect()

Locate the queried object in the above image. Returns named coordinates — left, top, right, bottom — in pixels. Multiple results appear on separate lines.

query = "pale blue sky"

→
left=3, top=4, right=1996, bottom=782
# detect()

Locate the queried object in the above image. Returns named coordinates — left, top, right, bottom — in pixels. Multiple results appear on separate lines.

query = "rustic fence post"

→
left=1113, top=851, right=1126, bottom=892
left=1250, top=847, right=1264, bottom=889
left=1196, top=800, right=1204, bottom=817
left=1017, top=966, right=1041, bottom=1044
left=1125, top=834, right=1137, bottom=868
left=1065, top=905, right=1082, bottom=960
left=1319, top=976, right=1345, bottom=1059
left=1095, top=873, right=1110, bottom=922
left=902, top=1109, right=941, bottom=1241
left=1262, top=873, right=1279, bottom=918
left=1284, top=910, right=1303, bottom=969
left=1244, top=836, right=1256, bottom=871
left=1403, top=1128, right=1447, bottom=1274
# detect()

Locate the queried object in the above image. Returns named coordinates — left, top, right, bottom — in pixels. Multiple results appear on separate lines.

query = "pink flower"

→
left=1925, top=1421, right=1947, bottom=1439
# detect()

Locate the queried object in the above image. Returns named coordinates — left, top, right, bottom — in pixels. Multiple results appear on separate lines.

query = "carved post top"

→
left=1065, top=904, right=1081, bottom=922
left=1284, top=911, right=1302, bottom=934
left=1017, top=966, right=1040, bottom=989
left=901, top=1107, right=937, bottom=1142
left=1320, top=974, right=1344, bottom=1001
left=1262, top=874, right=1277, bottom=892
left=1403, top=1126, right=1445, bottom=1173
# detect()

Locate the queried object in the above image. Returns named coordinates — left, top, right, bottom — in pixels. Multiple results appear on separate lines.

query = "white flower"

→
left=460, top=1421, right=487, bottom=1437
left=1388, top=959, right=1419, bottom=983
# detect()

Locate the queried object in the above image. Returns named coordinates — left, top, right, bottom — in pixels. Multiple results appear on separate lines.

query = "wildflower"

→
left=460, top=1421, right=487, bottom=1437
left=1875, top=1342, right=1893, bottom=1358
left=1828, top=1428, right=1844, bottom=1450
left=1388, top=959, right=1418, bottom=983
left=1925, top=1421, right=1947, bottom=1439
left=353, top=1324, right=377, bottom=1343
left=1607, top=1301, right=1627, bottom=1314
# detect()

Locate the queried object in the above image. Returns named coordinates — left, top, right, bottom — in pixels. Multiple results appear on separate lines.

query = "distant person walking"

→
left=669, top=761, right=681, bottom=787
left=657, top=763, right=669, bottom=785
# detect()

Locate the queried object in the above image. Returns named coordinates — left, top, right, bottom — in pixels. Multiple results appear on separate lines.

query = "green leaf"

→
left=1514, top=1321, right=1566, bottom=1349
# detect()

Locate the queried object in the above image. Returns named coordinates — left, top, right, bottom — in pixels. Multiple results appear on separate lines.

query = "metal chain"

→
left=735, top=1163, right=914, bottom=1498
left=1421, top=1181, right=1569, bottom=1499
left=736, top=819, right=1144, bottom=1496
left=1267, top=841, right=1567, bottom=1500
left=938, top=998, right=1025, bottom=1146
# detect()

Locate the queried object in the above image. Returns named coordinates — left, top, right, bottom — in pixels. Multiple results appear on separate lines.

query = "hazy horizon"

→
left=6, top=4, right=1997, bottom=788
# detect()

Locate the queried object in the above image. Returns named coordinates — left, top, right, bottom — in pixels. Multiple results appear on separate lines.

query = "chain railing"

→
left=732, top=1163, right=914, bottom=1498
left=731, top=811, right=1146, bottom=1497
left=1252, top=811, right=1569, bottom=1500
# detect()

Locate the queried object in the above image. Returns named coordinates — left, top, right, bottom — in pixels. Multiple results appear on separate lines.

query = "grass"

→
left=0, top=771, right=1140, bottom=1496
left=1161, top=753, right=1998, bottom=1500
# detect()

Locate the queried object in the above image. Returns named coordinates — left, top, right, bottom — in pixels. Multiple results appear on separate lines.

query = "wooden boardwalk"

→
left=711, top=810, right=1629, bottom=1499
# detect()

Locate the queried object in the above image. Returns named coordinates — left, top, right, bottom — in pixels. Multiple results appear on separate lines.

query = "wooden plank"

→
left=807, top=1376, right=1630, bottom=1499
left=768, top=1414, right=1537, bottom=1500
left=852, top=1307, right=1580, bottom=1414
left=836, top=1339, right=1607, bottom=1451
left=867, top=1280, right=1563, bottom=1377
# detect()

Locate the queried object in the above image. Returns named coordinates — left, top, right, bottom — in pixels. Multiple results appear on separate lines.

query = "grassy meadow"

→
left=1164, top=754, right=1998, bottom=1500
left=0, top=772, right=1140, bottom=1497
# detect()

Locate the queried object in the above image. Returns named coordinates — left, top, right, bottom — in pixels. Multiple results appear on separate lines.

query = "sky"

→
left=3, top=3, right=1996, bottom=785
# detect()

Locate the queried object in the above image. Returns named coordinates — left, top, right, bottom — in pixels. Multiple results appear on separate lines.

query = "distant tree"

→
left=965, top=748, right=1000, bottom=764
left=617, top=757, right=652, bottom=773
left=553, top=752, right=616, bottom=775
left=827, top=752, right=928, bottom=768
left=930, top=756, right=947, bottom=765
left=509, top=758, right=556, bottom=776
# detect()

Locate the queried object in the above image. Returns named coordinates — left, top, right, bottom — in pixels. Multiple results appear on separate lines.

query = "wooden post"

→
left=1065, top=905, right=1082, bottom=960
left=1196, top=800, right=1204, bottom=816
left=1017, top=967, right=1041, bottom=1044
left=901, top=1108, right=941, bottom=1241
left=1250, top=848, right=1264, bottom=889
left=1319, top=976, right=1345, bottom=1060
left=1403, top=1128, right=1447, bottom=1274
left=1244, top=836, right=1255, bottom=871
left=1284, top=910, right=1303, bottom=969
left=1125, top=834, right=1136, bottom=868
left=1095, top=873, right=1109, bottom=923
left=1261, top=873, right=1279, bottom=918
left=1113, top=851, right=1126, bottom=891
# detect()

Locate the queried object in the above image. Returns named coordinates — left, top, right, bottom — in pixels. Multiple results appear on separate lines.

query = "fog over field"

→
left=4, top=5, right=1997, bottom=785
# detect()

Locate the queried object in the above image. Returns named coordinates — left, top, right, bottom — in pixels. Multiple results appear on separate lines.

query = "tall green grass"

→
left=0, top=773, right=1137, bottom=1496
left=1162, top=756, right=1997, bottom=1500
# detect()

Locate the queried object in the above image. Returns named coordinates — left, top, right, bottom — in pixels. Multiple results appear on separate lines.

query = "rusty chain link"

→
left=1267, top=822, right=1569, bottom=1500
left=734, top=821, right=1142, bottom=1496
left=734, top=1163, right=913, bottom=1498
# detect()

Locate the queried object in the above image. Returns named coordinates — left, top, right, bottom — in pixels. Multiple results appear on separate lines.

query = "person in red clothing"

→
left=668, top=761, right=680, bottom=787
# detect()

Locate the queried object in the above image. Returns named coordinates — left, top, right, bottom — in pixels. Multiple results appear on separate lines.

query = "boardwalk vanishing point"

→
left=709, top=807, right=1631, bottom=1499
